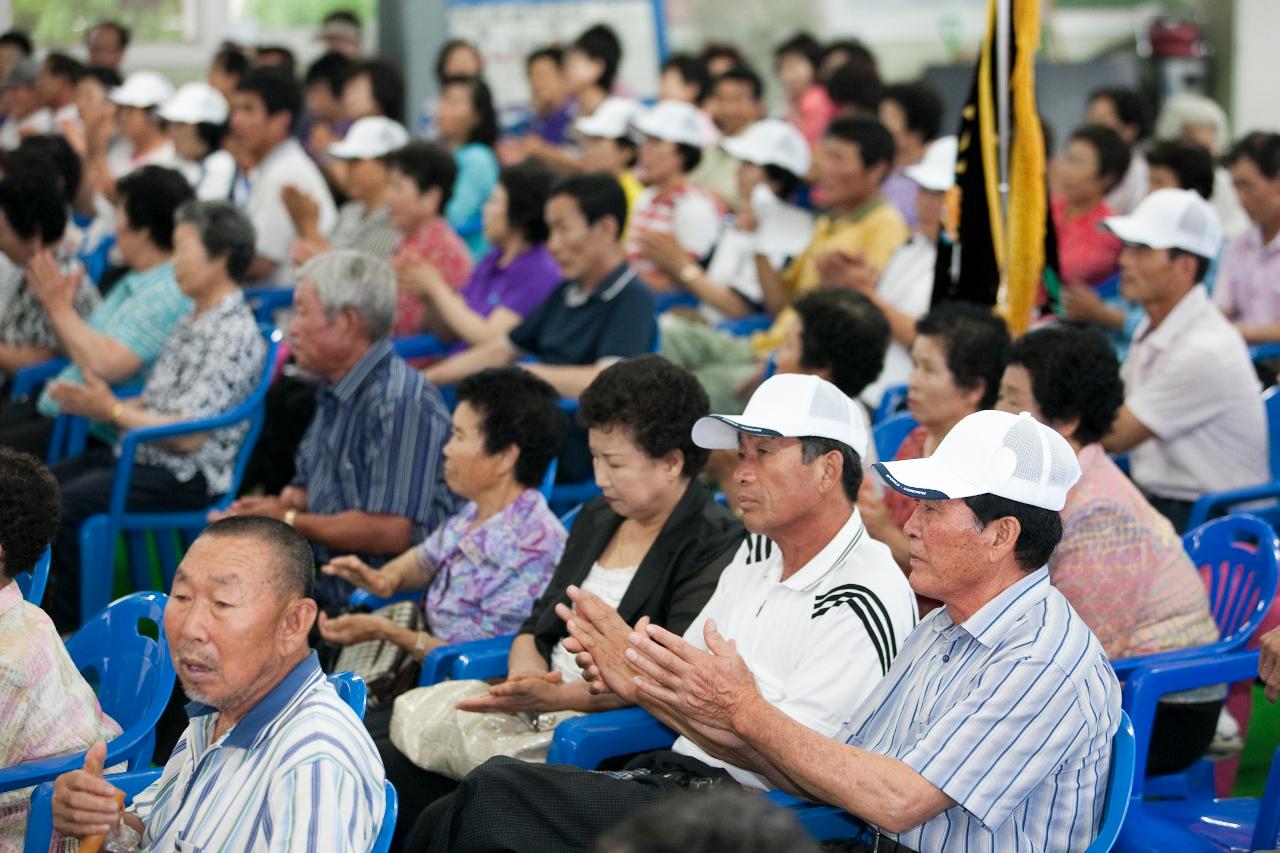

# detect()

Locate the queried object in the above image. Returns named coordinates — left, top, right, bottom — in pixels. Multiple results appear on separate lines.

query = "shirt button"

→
left=942, top=654, right=950, bottom=662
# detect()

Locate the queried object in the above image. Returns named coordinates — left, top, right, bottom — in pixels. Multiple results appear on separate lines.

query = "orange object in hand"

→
left=78, top=789, right=125, bottom=853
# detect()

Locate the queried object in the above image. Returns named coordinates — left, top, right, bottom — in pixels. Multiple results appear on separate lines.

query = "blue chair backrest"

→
left=1252, top=746, right=1280, bottom=850
left=559, top=503, right=582, bottom=532
left=540, top=459, right=558, bottom=502
left=14, top=546, right=50, bottom=606
left=221, top=325, right=283, bottom=503
left=372, top=780, right=399, bottom=853
left=872, top=384, right=909, bottom=425
left=873, top=411, right=917, bottom=462
left=1085, top=710, right=1136, bottom=853
left=328, top=671, right=368, bottom=720
left=1183, top=514, right=1280, bottom=647
left=1266, top=385, right=1280, bottom=478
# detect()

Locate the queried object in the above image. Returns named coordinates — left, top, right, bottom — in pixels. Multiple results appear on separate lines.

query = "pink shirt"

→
left=1050, top=444, right=1219, bottom=659
left=788, top=85, right=836, bottom=149
left=392, top=217, right=474, bottom=336
left=1051, top=196, right=1123, bottom=287
left=1213, top=223, right=1280, bottom=327
left=0, top=582, right=122, bottom=848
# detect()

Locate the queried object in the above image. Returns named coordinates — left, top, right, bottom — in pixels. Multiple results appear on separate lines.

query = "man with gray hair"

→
left=51, top=516, right=386, bottom=850
left=215, top=249, right=458, bottom=604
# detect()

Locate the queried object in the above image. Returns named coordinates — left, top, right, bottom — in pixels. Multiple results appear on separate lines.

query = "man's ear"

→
left=280, top=596, right=318, bottom=653
left=987, top=516, right=1021, bottom=565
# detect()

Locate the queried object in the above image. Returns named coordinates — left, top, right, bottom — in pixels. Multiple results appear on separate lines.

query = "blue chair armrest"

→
left=765, top=790, right=868, bottom=842
left=1111, top=637, right=1250, bottom=679
left=715, top=313, right=773, bottom=336
left=0, top=736, right=157, bottom=793
left=1251, top=343, right=1280, bottom=363
left=545, top=707, right=677, bottom=768
left=392, top=334, right=449, bottom=361
left=10, top=357, right=68, bottom=399
left=1187, top=482, right=1280, bottom=530
left=349, top=589, right=420, bottom=609
left=653, top=292, right=699, bottom=314
left=23, top=770, right=163, bottom=853
left=419, top=635, right=515, bottom=685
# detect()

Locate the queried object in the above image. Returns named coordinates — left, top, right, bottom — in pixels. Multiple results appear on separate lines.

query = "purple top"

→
left=416, top=488, right=567, bottom=643
left=459, top=243, right=561, bottom=328
left=881, top=169, right=919, bottom=229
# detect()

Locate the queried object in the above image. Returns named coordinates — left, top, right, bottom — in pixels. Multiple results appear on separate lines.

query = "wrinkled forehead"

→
left=174, top=537, right=275, bottom=590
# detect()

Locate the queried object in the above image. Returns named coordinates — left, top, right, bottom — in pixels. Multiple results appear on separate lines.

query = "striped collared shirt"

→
left=294, top=339, right=461, bottom=576
left=132, top=652, right=385, bottom=851
left=838, top=568, right=1121, bottom=853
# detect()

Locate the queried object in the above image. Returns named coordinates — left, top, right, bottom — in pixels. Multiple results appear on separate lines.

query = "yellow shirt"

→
left=619, top=170, right=645, bottom=243
left=752, top=197, right=909, bottom=356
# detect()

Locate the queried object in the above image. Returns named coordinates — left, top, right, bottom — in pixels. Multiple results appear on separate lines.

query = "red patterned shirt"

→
left=392, top=217, right=474, bottom=336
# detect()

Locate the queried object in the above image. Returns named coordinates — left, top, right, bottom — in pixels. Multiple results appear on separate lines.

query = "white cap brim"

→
left=692, top=415, right=787, bottom=449
left=1101, top=215, right=1168, bottom=249
left=872, top=457, right=986, bottom=502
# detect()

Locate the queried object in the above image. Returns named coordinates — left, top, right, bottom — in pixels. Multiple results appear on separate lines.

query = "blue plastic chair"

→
left=716, top=313, right=773, bottom=336
left=70, top=327, right=281, bottom=625
left=1115, top=650, right=1263, bottom=853
left=0, top=592, right=173, bottom=798
left=1186, top=386, right=1280, bottom=529
left=872, top=384, right=909, bottom=425
left=547, top=706, right=677, bottom=768
left=242, top=284, right=295, bottom=324
left=329, top=670, right=369, bottom=719
left=420, top=634, right=515, bottom=686
left=872, top=411, right=917, bottom=462
left=652, top=292, right=700, bottom=314
left=8, top=357, right=69, bottom=400
left=392, top=333, right=450, bottom=362
left=13, top=546, right=51, bottom=606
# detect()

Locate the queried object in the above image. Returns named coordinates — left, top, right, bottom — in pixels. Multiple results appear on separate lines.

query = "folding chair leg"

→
left=78, top=515, right=116, bottom=622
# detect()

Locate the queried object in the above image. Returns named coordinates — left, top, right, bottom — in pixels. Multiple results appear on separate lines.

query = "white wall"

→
left=1232, top=0, right=1280, bottom=133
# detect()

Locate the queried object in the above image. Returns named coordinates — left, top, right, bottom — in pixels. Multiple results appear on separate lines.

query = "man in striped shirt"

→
left=625, top=410, right=1122, bottom=853
left=50, top=516, right=385, bottom=850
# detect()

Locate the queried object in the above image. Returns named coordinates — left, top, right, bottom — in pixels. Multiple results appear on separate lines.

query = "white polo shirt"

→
left=238, top=138, right=337, bottom=266
left=861, top=233, right=937, bottom=408
left=1122, top=284, right=1268, bottom=501
left=673, top=509, right=917, bottom=789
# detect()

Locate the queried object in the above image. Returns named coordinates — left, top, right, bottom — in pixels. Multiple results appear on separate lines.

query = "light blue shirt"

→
left=446, top=143, right=499, bottom=259
left=132, top=652, right=385, bottom=851
left=838, top=568, right=1121, bottom=853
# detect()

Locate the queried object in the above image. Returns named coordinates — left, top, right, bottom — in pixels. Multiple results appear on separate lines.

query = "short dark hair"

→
left=0, top=31, right=33, bottom=56
left=0, top=448, right=59, bottom=579
left=1168, top=247, right=1212, bottom=285
left=500, top=160, right=555, bottom=244
left=699, top=42, right=746, bottom=70
left=822, top=39, right=878, bottom=75
left=92, top=20, right=131, bottom=49
left=882, top=81, right=944, bottom=143
left=384, top=141, right=457, bottom=210
left=347, top=58, right=406, bottom=124
left=174, top=200, right=256, bottom=281
left=825, top=116, right=896, bottom=172
left=304, top=51, right=353, bottom=98
left=915, top=303, right=1011, bottom=410
left=1225, top=131, right=1280, bottom=181
left=199, top=516, right=315, bottom=599
left=0, top=169, right=68, bottom=244
left=1145, top=138, right=1215, bottom=199
left=323, top=9, right=362, bottom=27
left=43, top=52, right=84, bottom=84
left=237, top=66, right=303, bottom=125
left=762, top=163, right=804, bottom=200
left=82, top=65, right=122, bottom=90
left=193, top=119, right=228, bottom=154
left=549, top=172, right=628, bottom=235
left=578, top=355, right=710, bottom=477
left=597, top=788, right=819, bottom=853
left=435, top=39, right=480, bottom=85
left=570, top=24, right=622, bottom=92
left=963, top=493, right=1063, bottom=571
left=115, top=165, right=195, bottom=252
left=455, top=367, right=563, bottom=488
left=773, top=32, right=823, bottom=70
left=825, top=61, right=884, bottom=114
left=211, top=46, right=250, bottom=80
left=662, top=53, right=711, bottom=103
left=12, top=134, right=83, bottom=204
left=1069, top=124, right=1132, bottom=193
left=526, top=45, right=563, bottom=69
left=800, top=436, right=863, bottom=503
left=1004, top=325, right=1123, bottom=446
left=441, top=75, right=498, bottom=147
left=1088, top=86, right=1152, bottom=141
left=675, top=142, right=702, bottom=174
left=712, top=66, right=764, bottom=102
left=254, top=45, right=297, bottom=78
left=794, top=290, right=889, bottom=399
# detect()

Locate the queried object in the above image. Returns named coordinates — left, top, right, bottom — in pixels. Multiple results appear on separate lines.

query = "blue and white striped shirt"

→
left=294, top=339, right=460, bottom=576
left=838, top=568, right=1121, bottom=853
left=132, top=652, right=385, bottom=851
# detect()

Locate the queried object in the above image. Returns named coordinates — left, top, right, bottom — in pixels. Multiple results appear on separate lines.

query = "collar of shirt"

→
left=0, top=581, right=20, bottom=617
left=776, top=508, right=869, bottom=591
left=927, top=566, right=1051, bottom=648
left=1242, top=222, right=1280, bottom=256
left=828, top=194, right=888, bottom=226
left=249, top=137, right=303, bottom=182
left=451, top=488, right=544, bottom=562
left=184, top=650, right=322, bottom=749
left=563, top=262, right=636, bottom=307
left=116, top=260, right=177, bottom=298
left=187, top=289, right=248, bottom=330
left=1132, top=283, right=1210, bottom=352
left=321, top=338, right=395, bottom=405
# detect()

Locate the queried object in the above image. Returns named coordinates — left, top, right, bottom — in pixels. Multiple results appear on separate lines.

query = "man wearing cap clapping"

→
left=614, top=410, right=1122, bottom=853
left=404, top=374, right=916, bottom=852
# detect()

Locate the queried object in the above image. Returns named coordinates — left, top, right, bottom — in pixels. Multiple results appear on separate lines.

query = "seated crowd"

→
left=3, top=11, right=1280, bottom=853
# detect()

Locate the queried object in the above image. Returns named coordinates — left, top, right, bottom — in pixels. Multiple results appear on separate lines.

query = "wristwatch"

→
left=283, top=508, right=298, bottom=527
left=413, top=631, right=430, bottom=659
left=678, top=262, right=702, bottom=286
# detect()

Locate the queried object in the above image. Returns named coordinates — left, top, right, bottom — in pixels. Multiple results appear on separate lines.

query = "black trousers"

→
left=1144, top=492, right=1195, bottom=534
left=240, top=374, right=317, bottom=495
left=0, top=398, right=57, bottom=458
left=1148, top=697, right=1223, bottom=777
left=49, top=448, right=210, bottom=632
left=409, top=751, right=731, bottom=853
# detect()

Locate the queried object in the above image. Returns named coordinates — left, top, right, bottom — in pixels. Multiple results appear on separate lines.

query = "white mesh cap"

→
left=692, top=373, right=869, bottom=458
left=873, top=410, right=1081, bottom=511
left=1101, top=187, right=1222, bottom=259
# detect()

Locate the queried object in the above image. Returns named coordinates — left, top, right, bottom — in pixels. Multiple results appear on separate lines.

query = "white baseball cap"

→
left=693, top=374, right=869, bottom=459
left=574, top=97, right=643, bottom=141
left=632, top=100, right=706, bottom=148
left=722, top=118, right=811, bottom=178
left=327, top=116, right=410, bottom=160
left=158, top=82, right=229, bottom=125
left=874, top=410, right=1081, bottom=512
left=905, top=135, right=958, bottom=192
left=110, top=71, right=175, bottom=109
left=1102, top=187, right=1222, bottom=259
